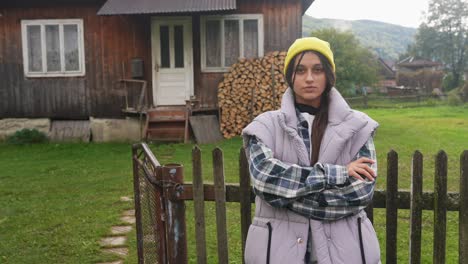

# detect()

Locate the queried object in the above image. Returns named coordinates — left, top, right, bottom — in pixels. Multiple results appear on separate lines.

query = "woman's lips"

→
left=303, top=86, right=317, bottom=90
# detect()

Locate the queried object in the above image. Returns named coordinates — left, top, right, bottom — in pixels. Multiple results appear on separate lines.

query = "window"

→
left=201, top=14, right=264, bottom=72
left=21, top=19, right=85, bottom=77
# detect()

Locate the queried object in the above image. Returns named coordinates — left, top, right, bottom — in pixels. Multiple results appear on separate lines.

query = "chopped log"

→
left=218, top=51, right=288, bottom=138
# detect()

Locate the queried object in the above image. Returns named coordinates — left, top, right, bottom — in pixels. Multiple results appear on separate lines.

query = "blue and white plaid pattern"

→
left=247, top=110, right=377, bottom=221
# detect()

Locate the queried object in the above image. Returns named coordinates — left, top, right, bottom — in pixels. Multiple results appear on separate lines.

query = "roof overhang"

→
left=302, top=0, right=314, bottom=15
left=97, top=0, right=236, bottom=15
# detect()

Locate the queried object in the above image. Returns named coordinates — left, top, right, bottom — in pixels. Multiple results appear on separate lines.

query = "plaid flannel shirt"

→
left=247, top=110, right=377, bottom=221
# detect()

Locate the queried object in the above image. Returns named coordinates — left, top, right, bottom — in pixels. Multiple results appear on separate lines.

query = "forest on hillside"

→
left=302, top=16, right=416, bottom=60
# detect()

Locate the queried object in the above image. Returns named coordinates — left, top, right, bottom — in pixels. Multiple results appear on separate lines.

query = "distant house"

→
left=0, top=0, right=313, bottom=141
left=377, top=58, right=396, bottom=93
left=396, top=56, right=444, bottom=94
left=397, top=56, right=443, bottom=72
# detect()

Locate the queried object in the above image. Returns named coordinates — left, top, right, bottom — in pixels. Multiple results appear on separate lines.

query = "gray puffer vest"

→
left=242, top=88, right=380, bottom=264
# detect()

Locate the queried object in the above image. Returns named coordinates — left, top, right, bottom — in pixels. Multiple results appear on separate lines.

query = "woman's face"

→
left=292, top=52, right=327, bottom=108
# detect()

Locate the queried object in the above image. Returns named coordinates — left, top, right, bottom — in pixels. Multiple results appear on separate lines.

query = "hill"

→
left=303, top=15, right=417, bottom=60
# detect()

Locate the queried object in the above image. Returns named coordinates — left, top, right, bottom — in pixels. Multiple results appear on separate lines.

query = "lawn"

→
left=1, top=105, right=467, bottom=263
left=0, top=143, right=135, bottom=263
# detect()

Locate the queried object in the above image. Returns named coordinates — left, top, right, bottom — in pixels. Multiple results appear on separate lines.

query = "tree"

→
left=409, top=0, right=467, bottom=90
left=310, top=28, right=379, bottom=96
left=408, top=23, right=440, bottom=59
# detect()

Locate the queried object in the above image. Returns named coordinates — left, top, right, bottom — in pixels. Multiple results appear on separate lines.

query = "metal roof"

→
left=97, top=0, right=236, bottom=15
left=397, top=56, right=441, bottom=67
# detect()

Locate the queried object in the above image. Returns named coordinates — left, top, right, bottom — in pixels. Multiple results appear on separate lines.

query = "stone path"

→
left=96, top=196, right=135, bottom=264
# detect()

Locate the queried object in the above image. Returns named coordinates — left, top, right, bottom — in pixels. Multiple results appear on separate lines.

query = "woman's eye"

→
left=295, top=68, right=305, bottom=74
left=313, top=67, right=324, bottom=74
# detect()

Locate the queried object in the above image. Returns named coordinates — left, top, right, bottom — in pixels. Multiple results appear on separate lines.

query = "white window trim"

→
left=21, top=19, right=86, bottom=77
left=201, top=14, right=264, bottom=73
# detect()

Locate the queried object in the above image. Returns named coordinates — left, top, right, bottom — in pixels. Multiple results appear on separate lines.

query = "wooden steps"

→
left=145, top=106, right=189, bottom=142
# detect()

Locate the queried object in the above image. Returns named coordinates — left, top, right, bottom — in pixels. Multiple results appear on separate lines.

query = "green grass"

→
left=0, top=143, right=135, bottom=264
left=365, top=106, right=468, bottom=192
left=1, top=105, right=468, bottom=263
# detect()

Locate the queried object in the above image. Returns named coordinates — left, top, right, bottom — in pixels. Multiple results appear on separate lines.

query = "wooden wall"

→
left=195, top=0, right=303, bottom=108
left=0, top=0, right=304, bottom=118
left=0, top=2, right=152, bottom=119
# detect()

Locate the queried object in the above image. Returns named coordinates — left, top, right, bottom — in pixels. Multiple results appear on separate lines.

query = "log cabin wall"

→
left=1, top=0, right=304, bottom=118
left=0, top=2, right=152, bottom=119
left=194, top=0, right=302, bottom=109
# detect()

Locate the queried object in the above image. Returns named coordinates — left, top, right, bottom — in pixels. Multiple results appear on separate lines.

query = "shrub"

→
left=6, top=128, right=49, bottom=144
left=447, top=92, right=463, bottom=106
left=425, top=98, right=439, bottom=106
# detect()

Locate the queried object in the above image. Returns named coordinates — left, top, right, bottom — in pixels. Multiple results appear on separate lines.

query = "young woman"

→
left=242, top=37, right=381, bottom=264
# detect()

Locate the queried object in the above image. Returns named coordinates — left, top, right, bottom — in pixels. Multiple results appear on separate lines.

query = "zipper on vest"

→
left=357, top=217, right=366, bottom=264
left=266, top=222, right=272, bottom=264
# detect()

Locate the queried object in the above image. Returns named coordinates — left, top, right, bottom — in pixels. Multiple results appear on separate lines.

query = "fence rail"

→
left=132, top=143, right=468, bottom=264
left=344, top=94, right=438, bottom=108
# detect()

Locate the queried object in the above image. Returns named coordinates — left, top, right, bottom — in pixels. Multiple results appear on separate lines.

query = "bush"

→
left=425, top=98, right=439, bottom=106
left=447, top=92, right=463, bottom=106
left=6, top=128, right=49, bottom=144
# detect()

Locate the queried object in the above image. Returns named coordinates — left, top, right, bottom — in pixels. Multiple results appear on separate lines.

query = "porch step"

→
left=145, top=106, right=189, bottom=142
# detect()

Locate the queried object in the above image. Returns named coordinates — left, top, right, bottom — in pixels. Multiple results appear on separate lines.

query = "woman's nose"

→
left=306, top=70, right=314, bottom=82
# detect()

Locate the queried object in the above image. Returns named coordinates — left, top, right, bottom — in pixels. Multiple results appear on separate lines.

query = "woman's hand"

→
left=346, top=157, right=376, bottom=181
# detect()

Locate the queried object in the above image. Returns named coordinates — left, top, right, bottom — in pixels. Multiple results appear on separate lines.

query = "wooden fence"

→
left=345, top=94, right=437, bottom=108
left=132, top=143, right=468, bottom=264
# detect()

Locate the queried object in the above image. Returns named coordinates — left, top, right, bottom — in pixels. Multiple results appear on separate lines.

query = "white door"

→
left=152, top=17, right=193, bottom=106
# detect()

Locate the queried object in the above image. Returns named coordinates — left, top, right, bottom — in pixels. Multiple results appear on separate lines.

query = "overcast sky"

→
left=305, top=0, right=430, bottom=28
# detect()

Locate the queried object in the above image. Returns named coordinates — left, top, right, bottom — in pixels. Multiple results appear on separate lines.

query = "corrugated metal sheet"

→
left=97, top=0, right=236, bottom=15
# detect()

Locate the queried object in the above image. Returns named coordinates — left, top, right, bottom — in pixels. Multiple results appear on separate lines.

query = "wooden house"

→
left=0, top=0, right=313, bottom=141
left=376, top=58, right=396, bottom=93
left=397, top=56, right=442, bottom=73
left=396, top=56, right=443, bottom=94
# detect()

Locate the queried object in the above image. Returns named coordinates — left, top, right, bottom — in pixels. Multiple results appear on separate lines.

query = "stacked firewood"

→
left=218, top=51, right=289, bottom=138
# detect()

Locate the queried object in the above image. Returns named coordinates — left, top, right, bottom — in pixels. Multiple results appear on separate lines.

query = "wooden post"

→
left=239, top=147, right=252, bottom=264
left=192, top=146, right=207, bottom=264
left=459, top=150, right=468, bottom=264
left=386, top=150, right=398, bottom=264
left=162, top=164, right=188, bottom=264
left=213, top=148, right=229, bottom=264
left=363, top=94, right=368, bottom=108
left=433, top=151, right=447, bottom=264
left=409, top=151, right=423, bottom=264
left=132, top=147, right=145, bottom=264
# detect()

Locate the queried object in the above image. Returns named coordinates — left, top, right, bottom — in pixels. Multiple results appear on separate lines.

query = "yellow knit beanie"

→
left=283, top=37, right=335, bottom=75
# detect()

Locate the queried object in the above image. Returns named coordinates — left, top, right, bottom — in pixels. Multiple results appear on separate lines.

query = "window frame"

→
left=21, top=19, right=86, bottom=77
left=200, top=14, right=264, bottom=73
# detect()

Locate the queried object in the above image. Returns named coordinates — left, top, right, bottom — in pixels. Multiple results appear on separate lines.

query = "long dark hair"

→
left=285, top=50, right=336, bottom=165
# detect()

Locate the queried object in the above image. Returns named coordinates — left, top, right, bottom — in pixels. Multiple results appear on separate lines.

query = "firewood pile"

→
left=218, top=51, right=289, bottom=138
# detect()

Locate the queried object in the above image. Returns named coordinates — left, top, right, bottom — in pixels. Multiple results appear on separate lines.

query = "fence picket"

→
left=192, top=146, right=207, bottom=264
left=386, top=150, right=398, bottom=264
left=239, top=147, right=252, bottom=264
left=213, top=148, right=229, bottom=264
left=459, top=150, right=468, bottom=264
left=410, top=151, right=423, bottom=264
left=434, top=151, right=447, bottom=264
